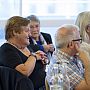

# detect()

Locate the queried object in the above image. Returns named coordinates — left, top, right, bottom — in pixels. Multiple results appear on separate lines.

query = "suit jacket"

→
left=28, top=32, right=53, bottom=52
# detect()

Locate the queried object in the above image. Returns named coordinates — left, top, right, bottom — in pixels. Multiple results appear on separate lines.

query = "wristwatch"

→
left=29, top=53, right=37, bottom=60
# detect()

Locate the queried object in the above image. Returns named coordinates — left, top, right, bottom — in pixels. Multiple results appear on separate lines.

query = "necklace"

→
left=6, top=41, right=30, bottom=56
left=6, top=41, right=24, bottom=49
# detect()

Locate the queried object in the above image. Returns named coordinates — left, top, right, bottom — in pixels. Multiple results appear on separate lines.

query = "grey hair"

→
left=75, top=11, right=90, bottom=43
left=55, top=24, right=79, bottom=49
left=26, top=15, right=40, bottom=23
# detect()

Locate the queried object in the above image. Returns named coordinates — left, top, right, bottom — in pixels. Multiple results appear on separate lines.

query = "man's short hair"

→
left=55, top=24, right=79, bottom=48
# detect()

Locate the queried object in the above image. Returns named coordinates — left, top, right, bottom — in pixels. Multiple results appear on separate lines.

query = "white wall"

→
left=40, top=19, right=75, bottom=27
left=0, top=20, right=7, bottom=29
left=0, top=19, right=75, bottom=28
left=41, top=19, right=75, bottom=45
left=0, top=19, right=75, bottom=46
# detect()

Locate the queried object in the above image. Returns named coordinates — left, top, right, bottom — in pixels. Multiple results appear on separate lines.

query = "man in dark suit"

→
left=27, top=15, right=55, bottom=62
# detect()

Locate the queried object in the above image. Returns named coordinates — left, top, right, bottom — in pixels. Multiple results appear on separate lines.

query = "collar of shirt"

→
left=54, top=49, right=74, bottom=63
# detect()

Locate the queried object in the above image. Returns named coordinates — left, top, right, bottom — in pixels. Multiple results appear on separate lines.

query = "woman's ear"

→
left=13, top=30, right=19, bottom=37
left=86, top=29, right=90, bottom=33
left=85, top=25, right=90, bottom=33
left=13, top=30, right=16, bottom=36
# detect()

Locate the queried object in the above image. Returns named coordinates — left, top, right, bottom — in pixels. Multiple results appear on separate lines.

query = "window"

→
left=0, top=0, right=90, bottom=43
left=0, top=0, right=20, bottom=20
left=0, top=0, right=90, bottom=19
left=22, top=0, right=90, bottom=19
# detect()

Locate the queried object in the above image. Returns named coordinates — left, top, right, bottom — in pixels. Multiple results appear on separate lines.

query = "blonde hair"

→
left=75, top=11, right=90, bottom=43
left=5, top=16, right=30, bottom=40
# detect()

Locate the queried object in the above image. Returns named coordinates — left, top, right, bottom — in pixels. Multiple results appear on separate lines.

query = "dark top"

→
left=28, top=32, right=54, bottom=54
left=0, top=43, right=46, bottom=90
left=0, top=66, right=34, bottom=90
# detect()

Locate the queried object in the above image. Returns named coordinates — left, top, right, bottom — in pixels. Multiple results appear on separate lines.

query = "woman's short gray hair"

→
left=55, top=24, right=79, bottom=49
left=26, top=15, right=40, bottom=23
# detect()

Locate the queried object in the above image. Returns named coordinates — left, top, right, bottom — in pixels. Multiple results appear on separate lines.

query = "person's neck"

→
left=7, top=39, right=25, bottom=50
left=32, top=35, right=39, bottom=41
left=60, top=48, right=74, bottom=57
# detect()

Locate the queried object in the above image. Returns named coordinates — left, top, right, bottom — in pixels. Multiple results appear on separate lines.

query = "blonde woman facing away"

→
left=75, top=11, right=90, bottom=56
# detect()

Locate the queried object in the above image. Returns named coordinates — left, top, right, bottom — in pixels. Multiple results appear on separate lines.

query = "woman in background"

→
left=26, top=15, right=55, bottom=61
left=75, top=11, right=90, bottom=55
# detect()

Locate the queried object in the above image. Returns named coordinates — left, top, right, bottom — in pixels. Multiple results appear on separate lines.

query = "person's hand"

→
left=35, top=50, right=49, bottom=64
left=49, top=44, right=55, bottom=52
left=75, top=43, right=90, bottom=62
left=43, top=44, right=55, bottom=52
left=35, top=50, right=47, bottom=59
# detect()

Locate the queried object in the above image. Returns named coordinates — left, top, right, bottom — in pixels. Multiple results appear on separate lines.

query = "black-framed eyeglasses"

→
left=72, top=39, right=82, bottom=44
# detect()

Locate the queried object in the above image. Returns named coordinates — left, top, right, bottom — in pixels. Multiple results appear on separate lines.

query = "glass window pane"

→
left=0, top=0, right=20, bottom=20
left=22, top=0, right=90, bottom=19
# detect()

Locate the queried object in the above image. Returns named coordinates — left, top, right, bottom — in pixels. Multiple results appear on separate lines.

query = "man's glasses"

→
left=72, top=39, right=82, bottom=44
